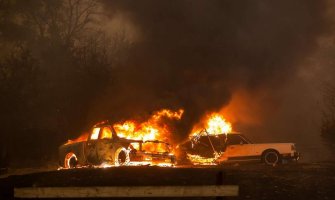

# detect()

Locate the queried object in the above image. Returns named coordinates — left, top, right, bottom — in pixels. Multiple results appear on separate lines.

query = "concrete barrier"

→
left=15, top=185, right=239, bottom=198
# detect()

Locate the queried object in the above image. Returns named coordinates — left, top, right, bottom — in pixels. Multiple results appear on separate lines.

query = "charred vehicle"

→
left=59, top=123, right=176, bottom=168
left=177, top=130, right=300, bottom=165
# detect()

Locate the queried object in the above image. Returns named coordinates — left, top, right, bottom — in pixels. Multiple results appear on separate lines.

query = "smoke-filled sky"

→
left=93, top=0, right=334, bottom=145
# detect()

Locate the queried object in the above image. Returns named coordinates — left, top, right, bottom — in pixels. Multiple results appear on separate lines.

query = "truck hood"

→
left=251, top=142, right=294, bottom=146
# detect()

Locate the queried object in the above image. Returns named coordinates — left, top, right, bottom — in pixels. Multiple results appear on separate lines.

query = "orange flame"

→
left=66, top=132, right=89, bottom=145
left=115, top=109, right=184, bottom=142
left=190, top=112, right=232, bottom=137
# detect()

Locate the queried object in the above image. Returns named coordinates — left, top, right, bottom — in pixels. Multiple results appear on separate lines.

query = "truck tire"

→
left=114, top=147, right=129, bottom=166
left=64, top=152, right=78, bottom=169
left=262, top=150, right=281, bottom=165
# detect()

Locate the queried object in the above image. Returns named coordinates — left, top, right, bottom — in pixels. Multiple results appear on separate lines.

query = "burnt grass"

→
left=0, top=162, right=335, bottom=200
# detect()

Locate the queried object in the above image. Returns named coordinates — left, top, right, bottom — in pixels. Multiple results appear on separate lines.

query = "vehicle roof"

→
left=228, top=132, right=242, bottom=135
left=196, top=132, right=241, bottom=136
left=143, top=140, right=170, bottom=144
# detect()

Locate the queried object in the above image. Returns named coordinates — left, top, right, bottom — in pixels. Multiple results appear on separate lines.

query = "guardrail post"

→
left=216, top=170, right=226, bottom=200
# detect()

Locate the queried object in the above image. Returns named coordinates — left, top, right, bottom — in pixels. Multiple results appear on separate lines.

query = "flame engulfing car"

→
left=177, top=130, right=300, bottom=165
left=59, top=123, right=176, bottom=168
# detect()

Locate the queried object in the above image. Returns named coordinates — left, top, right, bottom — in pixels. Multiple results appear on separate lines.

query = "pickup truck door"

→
left=95, top=126, right=116, bottom=163
left=225, top=144, right=255, bottom=160
left=85, top=127, right=101, bottom=165
left=225, top=134, right=255, bottom=161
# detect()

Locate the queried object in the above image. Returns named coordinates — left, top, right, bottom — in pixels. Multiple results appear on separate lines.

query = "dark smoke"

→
left=97, top=0, right=331, bottom=140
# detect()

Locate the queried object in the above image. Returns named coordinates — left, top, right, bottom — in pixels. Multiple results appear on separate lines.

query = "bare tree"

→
left=20, top=0, right=98, bottom=47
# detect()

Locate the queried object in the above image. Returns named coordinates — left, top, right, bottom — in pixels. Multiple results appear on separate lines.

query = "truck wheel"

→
left=64, top=152, right=78, bottom=169
left=114, top=147, right=129, bottom=166
left=262, top=150, right=281, bottom=165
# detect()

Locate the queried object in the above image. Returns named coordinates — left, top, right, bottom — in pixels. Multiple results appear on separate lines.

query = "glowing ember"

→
left=190, top=112, right=232, bottom=137
left=186, top=153, right=220, bottom=165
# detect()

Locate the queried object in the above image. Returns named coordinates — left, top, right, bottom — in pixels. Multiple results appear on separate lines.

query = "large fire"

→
left=66, top=109, right=184, bottom=151
left=114, top=109, right=184, bottom=142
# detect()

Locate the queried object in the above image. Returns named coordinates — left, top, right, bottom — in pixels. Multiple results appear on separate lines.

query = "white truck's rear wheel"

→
left=114, top=147, right=129, bottom=166
left=64, top=152, right=78, bottom=168
left=262, top=150, right=281, bottom=165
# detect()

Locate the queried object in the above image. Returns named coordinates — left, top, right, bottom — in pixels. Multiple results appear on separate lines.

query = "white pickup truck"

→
left=177, top=131, right=300, bottom=165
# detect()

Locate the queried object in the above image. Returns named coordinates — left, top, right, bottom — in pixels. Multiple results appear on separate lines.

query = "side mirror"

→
left=240, top=141, right=244, bottom=145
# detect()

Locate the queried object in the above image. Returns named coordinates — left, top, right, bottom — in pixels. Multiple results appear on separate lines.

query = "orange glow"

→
left=190, top=112, right=232, bottom=137
left=219, top=89, right=271, bottom=126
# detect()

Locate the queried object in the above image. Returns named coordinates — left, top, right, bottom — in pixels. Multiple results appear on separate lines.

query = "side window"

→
left=197, top=136, right=211, bottom=147
left=90, top=128, right=100, bottom=140
left=100, top=127, right=113, bottom=139
left=227, top=135, right=244, bottom=145
left=211, top=135, right=226, bottom=150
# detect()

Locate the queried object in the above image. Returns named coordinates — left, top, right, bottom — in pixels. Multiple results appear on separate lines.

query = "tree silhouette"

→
left=0, top=0, right=130, bottom=167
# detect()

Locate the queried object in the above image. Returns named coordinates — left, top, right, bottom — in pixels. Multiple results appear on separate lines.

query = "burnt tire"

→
left=262, top=150, right=281, bottom=165
left=114, top=147, right=130, bottom=166
left=64, top=152, right=78, bottom=169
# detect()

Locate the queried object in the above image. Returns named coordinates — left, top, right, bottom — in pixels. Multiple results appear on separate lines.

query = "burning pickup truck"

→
left=177, top=130, right=300, bottom=165
left=59, top=122, right=176, bottom=168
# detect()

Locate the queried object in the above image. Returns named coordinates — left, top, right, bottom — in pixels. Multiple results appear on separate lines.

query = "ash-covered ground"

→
left=1, top=162, right=335, bottom=200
